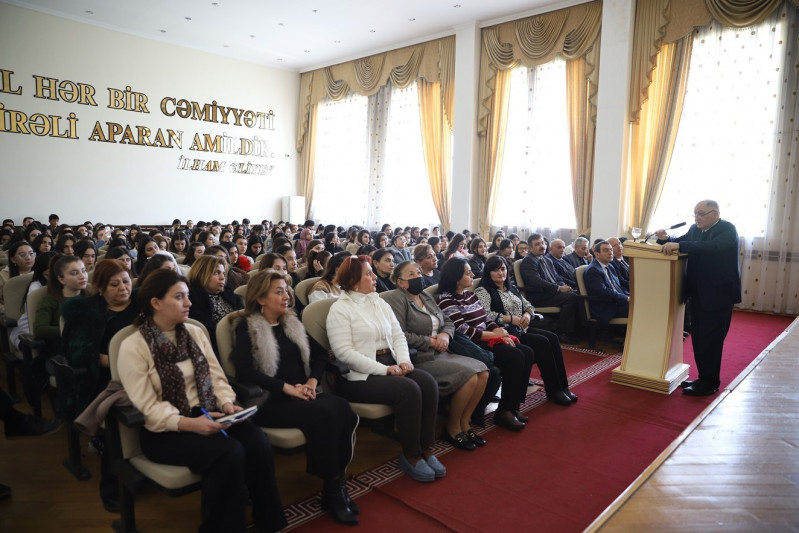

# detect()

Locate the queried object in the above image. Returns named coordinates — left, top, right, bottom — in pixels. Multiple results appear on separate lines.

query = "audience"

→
left=564, top=236, right=593, bottom=269
left=413, top=244, right=440, bottom=288
left=546, top=238, right=578, bottom=289
left=467, top=237, right=488, bottom=278
left=371, top=248, right=396, bottom=293
left=0, top=240, right=35, bottom=312
left=308, top=251, right=351, bottom=303
left=187, top=255, right=244, bottom=353
left=583, top=240, right=630, bottom=321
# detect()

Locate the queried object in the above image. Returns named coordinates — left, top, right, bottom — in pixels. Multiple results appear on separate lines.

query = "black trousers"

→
left=140, top=421, right=286, bottom=533
left=254, top=393, right=358, bottom=480
left=488, top=341, right=535, bottom=411
left=528, top=291, right=579, bottom=333
left=518, top=329, right=570, bottom=395
left=336, top=363, right=438, bottom=458
left=689, top=301, right=734, bottom=389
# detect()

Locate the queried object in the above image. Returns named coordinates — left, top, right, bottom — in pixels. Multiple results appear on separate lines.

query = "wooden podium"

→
left=610, top=242, right=689, bottom=394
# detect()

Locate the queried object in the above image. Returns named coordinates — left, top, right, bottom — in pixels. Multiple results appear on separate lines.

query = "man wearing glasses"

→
left=655, top=200, right=741, bottom=396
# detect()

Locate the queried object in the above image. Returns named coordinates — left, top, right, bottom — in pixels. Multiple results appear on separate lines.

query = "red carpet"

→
left=286, top=311, right=794, bottom=532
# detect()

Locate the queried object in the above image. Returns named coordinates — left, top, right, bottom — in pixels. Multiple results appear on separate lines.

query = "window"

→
left=493, top=59, right=576, bottom=231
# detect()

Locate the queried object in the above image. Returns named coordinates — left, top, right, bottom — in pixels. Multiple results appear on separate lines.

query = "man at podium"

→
left=655, top=200, right=741, bottom=396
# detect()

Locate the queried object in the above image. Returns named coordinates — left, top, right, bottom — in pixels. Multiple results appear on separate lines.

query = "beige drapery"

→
left=477, top=1, right=602, bottom=237
left=417, top=80, right=452, bottom=231
left=297, top=37, right=455, bottom=222
left=626, top=38, right=692, bottom=232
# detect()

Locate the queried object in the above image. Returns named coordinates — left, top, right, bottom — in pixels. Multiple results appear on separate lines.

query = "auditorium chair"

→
left=105, top=321, right=208, bottom=533
left=293, top=276, right=321, bottom=307
left=215, top=310, right=307, bottom=452
left=17, top=285, right=54, bottom=417
left=234, top=284, right=247, bottom=298
left=301, top=299, right=396, bottom=437
left=1, top=272, right=33, bottom=400
left=295, top=265, right=309, bottom=280
left=574, top=265, right=627, bottom=350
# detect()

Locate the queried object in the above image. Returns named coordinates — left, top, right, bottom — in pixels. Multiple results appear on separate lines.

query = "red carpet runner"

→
left=284, top=311, right=793, bottom=532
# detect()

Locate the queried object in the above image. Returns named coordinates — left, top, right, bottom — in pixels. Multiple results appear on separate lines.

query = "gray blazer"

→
left=382, top=289, right=456, bottom=364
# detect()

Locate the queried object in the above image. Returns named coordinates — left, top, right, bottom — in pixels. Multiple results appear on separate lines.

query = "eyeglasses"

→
left=694, top=209, right=717, bottom=218
left=15, top=252, right=35, bottom=259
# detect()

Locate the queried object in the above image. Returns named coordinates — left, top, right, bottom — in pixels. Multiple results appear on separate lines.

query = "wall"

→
left=0, top=4, right=300, bottom=227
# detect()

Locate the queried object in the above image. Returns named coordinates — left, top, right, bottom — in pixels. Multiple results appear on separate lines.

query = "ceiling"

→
left=5, top=0, right=577, bottom=72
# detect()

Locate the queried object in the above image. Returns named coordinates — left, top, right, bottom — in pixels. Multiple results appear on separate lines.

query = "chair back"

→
left=248, top=268, right=261, bottom=278
left=470, top=278, right=480, bottom=292
left=574, top=265, right=593, bottom=321
left=178, top=264, right=191, bottom=278
left=2, top=273, right=33, bottom=322
left=378, top=289, right=397, bottom=301
left=294, top=276, right=321, bottom=307
left=423, top=283, right=438, bottom=298
left=25, top=286, right=51, bottom=340
left=215, top=310, right=247, bottom=378
left=234, top=284, right=247, bottom=298
left=513, top=260, right=525, bottom=290
left=295, top=265, right=308, bottom=280
left=301, top=298, right=337, bottom=350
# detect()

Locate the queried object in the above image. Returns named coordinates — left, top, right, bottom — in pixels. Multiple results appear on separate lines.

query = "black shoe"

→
left=493, top=410, right=526, bottom=431
left=443, top=431, right=477, bottom=451
left=339, top=478, right=359, bottom=514
left=321, top=480, right=359, bottom=526
left=511, top=409, right=529, bottom=423
left=4, top=415, right=61, bottom=439
left=682, top=383, right=719, bottom=396
left=680, top=379, right=697, bottom=388
left=564, top=389, right=578, bottom=403
left=102, top=496, right=120, bottom=513
left=0, top=483, right=10, bottom=500
left=465, top=428, right=487, bottom=447
left=546, top=391, right=573, bottom=406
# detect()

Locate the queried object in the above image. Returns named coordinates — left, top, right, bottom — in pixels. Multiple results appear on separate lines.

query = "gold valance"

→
left=478, top=1, right=603, bottom=136
left=297, top=36, right=455, bottom=153
left=630, top=0, right=799, bottom=122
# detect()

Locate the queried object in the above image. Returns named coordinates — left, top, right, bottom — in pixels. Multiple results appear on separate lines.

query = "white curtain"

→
left=492, top=60, right=577, bottom=237
left=311, top=82, right=439, bottom=229
left=651, top=6, right=799, bottom=314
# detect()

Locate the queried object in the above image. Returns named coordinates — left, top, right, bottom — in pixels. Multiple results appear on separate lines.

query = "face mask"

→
left=405, top=276, right=425, bottom=295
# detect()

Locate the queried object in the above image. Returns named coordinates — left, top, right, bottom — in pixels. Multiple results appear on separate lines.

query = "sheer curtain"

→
left=311, top=82, right=439, bottom=229
left=651, top=6, right=799, bottom=314
left=492, top=59, right=576, bottom=241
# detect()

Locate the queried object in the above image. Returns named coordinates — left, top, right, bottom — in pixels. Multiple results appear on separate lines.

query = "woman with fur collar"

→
left=232, top=270, right=360, bottom=526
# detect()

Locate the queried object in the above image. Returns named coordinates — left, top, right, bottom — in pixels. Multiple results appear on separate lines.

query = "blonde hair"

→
left=187, top=255, right=228, bottom=291
left=244, top=270, right=295, bottom=318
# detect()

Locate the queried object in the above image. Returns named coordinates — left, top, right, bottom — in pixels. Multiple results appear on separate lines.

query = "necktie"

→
left=605, top=266, right=623, bottom=293
left=540, top=257, right=557, bottom=284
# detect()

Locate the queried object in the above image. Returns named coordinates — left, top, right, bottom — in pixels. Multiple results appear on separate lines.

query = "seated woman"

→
left=413, top=244, right=440, bottom=288
left=233, top=271, right=360, bottom=525
left=23, top=223, right=43, bottom=244
left=293, top=228, right=313, bottom=260
left=187, top=255, right=243, bottom=354
left=324, top=232, right=344, bottom=255
left=134, top=236, right=161, bottom=273
left=274, top=245, right=301, bottom=287
left=217, top=242, right=249, bottom=289
left=373, top=233, right=389, bottom=250
left=370, top=249, right=395, bottom=293
left=118, top=269, right=286, bottom=533
left=105, top=246, right=137, bottom=278
left=232, top=235, right=253, bottom=271
left=384, top=261, right=488, bottom=451
left=443, top=234, right=468, bottom=261
left=474, top=256, right=576, bottom=407
left=55, top=235, right=76, bottom=256
left=169, top=231, right=188, bottom=261
left=513, top=241, right=529, bottom=262
left=327, top=255, right=445, bottom=483
left=487, top=232, right=505, bottom=254
left=308, top=251, right=351, bottom=303
left=135, top=251, right=179, bottom=287
left=305, top=250, right=331, bottom=280
left=245, top=235, right=265, bottom=265
left=62, top=258, right=141, bottom=511
left=258, top=252, right=289, bottom=276
left=356, top=244, right=377, bottom=258
left=388, top=235, right=411, bottom=263
left=31, top=234, right=54, bottom=255
left=34, top=255, right=88, bottom=359
left=347, top=230, right=371, bottom=255
left=436, top=258, right=533, bottom=431
left=9, top=251, right=54, bottom=350
left=428, top=236, right=444, bottom=264
left=467, top=238, right=488, bottom=278
left=74, top=239, right=98, bottom=273
left=0, top=240, right=36, bottom=313
left=299, top=240, right=324, bottom=270
left=183, top=242, right=206, bottom=267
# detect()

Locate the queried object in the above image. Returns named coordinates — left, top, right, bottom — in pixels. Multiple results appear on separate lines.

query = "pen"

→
left=200, top=407, right=229, bottom=437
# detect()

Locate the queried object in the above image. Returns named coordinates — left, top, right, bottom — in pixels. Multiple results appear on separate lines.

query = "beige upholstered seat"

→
left=293, top=276, right=321, bottom=307
left=1, top=273, right=33, bottom=394
left=294, top=265, right=308, bottom=281
left=234, top=284, right=247, bottom=298
left=574, top=265, right=627, bottom=349
left=301, top=299, right=393, bottom=420
left=215, top=310, right=307, bottom=450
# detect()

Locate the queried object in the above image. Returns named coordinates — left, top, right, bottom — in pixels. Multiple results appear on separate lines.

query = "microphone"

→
left=644, top=222, right=686, bottom=242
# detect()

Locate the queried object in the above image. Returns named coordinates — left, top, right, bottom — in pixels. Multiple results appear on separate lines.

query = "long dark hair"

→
left=135, top=269, right=185, bottom=325
left=478, top=255, right=523, bottom=314
left=444, top=233, right=466, bottom=258
left=437, top=257, right=468, bottom=295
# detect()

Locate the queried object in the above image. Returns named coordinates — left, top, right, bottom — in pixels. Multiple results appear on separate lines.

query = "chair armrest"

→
left=2, top=317, right=17, bottom=328
left=228, top=377, right=263, bottom=402
left=112, top=405, right=146, bottom=428
left=18, top=333, right=46, bottom=350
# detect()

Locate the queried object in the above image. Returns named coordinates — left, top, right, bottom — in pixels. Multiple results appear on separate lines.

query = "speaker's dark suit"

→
left=582, top=261, right=629, bottom=322
left=658, top=219, right=741, bottom=388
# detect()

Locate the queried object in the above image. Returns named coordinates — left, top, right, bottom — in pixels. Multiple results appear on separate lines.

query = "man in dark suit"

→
left=657, top=200, right=741, bottom=396
left=519, top=233, right=580, bottom=343
left=583, top=241, right=630, bottom=322
left=607, top=237, right=630, bottom=291
left=546, top=238, right=578, bottom=289
left=564, top=236, right=593, bottom=269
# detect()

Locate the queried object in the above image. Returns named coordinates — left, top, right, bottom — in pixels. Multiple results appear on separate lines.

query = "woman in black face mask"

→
left=382, top=261, right=490, bottom=451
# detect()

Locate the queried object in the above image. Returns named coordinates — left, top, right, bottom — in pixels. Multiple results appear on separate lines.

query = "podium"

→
left=610, top=242, right=689, bottom=394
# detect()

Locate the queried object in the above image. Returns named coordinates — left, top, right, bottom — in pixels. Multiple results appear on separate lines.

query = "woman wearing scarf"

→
left=118, top=269, right=286, bottom=533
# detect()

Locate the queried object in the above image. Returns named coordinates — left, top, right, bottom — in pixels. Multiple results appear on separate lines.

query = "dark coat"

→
left=582, top=260, right=629, bottom=322
left=188, top=284, right=243, bottom=353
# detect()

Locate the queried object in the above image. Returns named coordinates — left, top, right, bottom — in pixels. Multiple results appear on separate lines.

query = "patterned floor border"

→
left=281, top=349, right=623, bottom=530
